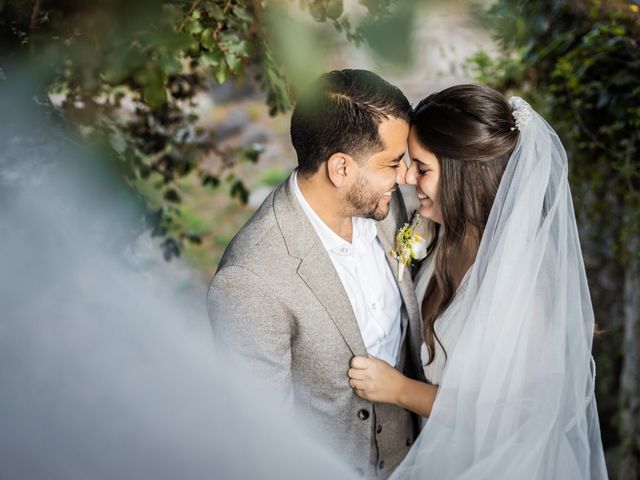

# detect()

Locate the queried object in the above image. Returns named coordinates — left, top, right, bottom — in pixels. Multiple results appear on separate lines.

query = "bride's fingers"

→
left=350, top=355, right=372, bottom=369
left=349, top=379, right=370, bottom=397
left=347, top=368, right=368, bottom=379
left=349, top=377, right=370, bottom=389
left=353, top=388, right=368, bottom=399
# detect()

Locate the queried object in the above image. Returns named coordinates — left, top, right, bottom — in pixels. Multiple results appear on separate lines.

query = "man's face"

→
left=345, top=117, right=409, bottom=221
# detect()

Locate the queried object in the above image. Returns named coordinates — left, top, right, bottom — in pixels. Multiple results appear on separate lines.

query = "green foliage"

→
left=471, top=0, right=640, bottom=262
left=258, top=167, right=292, bottom=188
left=0, top=0, right=403, bottom=260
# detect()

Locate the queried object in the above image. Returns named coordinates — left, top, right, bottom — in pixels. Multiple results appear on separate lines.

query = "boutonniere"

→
left=391, top=212, right=429, bottom=281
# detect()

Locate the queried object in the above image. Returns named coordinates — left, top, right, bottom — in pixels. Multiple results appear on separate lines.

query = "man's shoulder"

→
left=219, top=197, right=281, bottom=269
left=216, top=178, right=299, bottom=275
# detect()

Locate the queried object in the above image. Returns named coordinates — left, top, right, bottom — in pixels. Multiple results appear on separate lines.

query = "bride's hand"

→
left=348, top=355, right=406, bottom=405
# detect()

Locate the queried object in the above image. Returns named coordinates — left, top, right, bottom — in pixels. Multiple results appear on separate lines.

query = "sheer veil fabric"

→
left=392, top=102, right=608, bottom=479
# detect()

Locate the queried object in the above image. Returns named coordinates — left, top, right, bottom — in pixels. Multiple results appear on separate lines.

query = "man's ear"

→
left=326, top=153, right=356, bottom=188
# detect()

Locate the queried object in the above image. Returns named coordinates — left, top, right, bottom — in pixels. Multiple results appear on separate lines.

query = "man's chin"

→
left=370, top=203, right=390, bottom=221
left=346, top=196, right=390, bottom=221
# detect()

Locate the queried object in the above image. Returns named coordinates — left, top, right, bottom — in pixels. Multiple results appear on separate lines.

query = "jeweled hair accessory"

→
left=508, top=96, right=532, bottom=131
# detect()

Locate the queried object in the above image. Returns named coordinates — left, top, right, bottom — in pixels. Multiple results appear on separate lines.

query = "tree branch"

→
left=178, top=0, right=202, bottom=32
left=30, top=0, right=41, bottom=32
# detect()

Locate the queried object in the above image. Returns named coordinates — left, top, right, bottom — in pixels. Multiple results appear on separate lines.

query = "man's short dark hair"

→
left=290, top=69, right=411, bottom=175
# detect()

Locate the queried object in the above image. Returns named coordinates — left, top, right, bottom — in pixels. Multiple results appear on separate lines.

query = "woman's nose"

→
left=405, top=162, right=417, bottom=185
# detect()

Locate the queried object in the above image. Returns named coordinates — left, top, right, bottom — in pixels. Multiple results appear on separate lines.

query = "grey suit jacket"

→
left=207, top=174, right=425, bottom=478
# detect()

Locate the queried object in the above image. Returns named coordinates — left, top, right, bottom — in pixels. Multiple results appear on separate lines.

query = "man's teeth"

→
left=417, top=193, right=428, bottom=200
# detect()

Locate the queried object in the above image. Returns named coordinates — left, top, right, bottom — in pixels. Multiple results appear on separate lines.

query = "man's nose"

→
left=396, top=158, right=408, bottom=185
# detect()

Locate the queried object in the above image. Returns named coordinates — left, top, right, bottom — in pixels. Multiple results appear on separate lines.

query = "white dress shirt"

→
left=292, top=171, right=403, bottom=366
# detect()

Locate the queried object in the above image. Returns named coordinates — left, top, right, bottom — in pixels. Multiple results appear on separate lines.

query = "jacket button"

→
left=355, top=467, right=365, bottom=477
left=357, top=409, right=370, bottom=420
left=406, top=438, right=413, bottom=446
left=379, top=460, right=385, bottom=469
left=376, top=424, right=383, bottom=434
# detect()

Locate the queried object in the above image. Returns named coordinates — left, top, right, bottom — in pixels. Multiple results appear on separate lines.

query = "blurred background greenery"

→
left=1, top=0, right=638, bottom=478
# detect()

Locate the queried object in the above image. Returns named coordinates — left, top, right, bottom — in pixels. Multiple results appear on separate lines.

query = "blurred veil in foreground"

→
left=0, top=82, right=351, bottom=480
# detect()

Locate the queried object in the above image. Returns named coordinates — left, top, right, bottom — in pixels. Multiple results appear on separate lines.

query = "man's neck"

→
left=296, top=172, right=353, bottom=243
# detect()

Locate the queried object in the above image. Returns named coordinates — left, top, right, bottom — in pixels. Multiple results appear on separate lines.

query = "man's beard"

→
left=345, top=175, right=389, bottom=221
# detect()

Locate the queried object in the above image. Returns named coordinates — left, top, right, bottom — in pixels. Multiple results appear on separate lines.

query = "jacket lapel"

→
left=376, top=191, right=421, bottom=324
left=273, top=174, right=367, bottom=356
left=376, top=192, right=424, bottom=380
left=297, top=249, right=367, bottom=356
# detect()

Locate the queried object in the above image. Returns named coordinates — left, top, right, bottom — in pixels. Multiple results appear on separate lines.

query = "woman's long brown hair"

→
left=412, top=85, right=519, bottom=365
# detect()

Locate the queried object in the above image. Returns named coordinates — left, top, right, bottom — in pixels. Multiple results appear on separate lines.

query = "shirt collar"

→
left=291, top=170, right=378, bottom=256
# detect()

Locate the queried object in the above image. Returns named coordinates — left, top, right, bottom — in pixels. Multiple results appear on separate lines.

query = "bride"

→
left=347, top=85, right=608, bottom=479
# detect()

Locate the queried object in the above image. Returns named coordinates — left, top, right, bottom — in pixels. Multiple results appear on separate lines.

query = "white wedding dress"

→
left=391, top=98, right=608, bottom=479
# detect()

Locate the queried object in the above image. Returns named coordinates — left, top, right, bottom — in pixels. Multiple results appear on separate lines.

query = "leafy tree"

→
left=0, top=0, right=403, bottom=259
left=471, top=1, right=639, bottom=477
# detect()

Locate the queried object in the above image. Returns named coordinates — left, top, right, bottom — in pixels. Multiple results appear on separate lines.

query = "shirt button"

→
left=379, top=460, right=385, bottom=470
left=357, top=409, right=370, bottom=420
left=371, top=302, right=377, bottom=310
left=341, top=247, right=348, bottom=253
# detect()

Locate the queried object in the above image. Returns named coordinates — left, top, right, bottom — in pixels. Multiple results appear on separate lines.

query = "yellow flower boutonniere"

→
left=391, top=212, right=429, bottom=281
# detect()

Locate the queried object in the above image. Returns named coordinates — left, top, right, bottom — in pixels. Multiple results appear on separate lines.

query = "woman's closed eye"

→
left=412, top=160, right=431, bottom=176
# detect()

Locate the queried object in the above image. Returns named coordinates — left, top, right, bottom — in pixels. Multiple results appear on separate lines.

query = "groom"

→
left=207, top=70, right=424, bottom=478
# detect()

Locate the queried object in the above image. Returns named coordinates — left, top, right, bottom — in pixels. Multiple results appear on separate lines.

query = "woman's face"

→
left=406, top=127, right=443, bottom=224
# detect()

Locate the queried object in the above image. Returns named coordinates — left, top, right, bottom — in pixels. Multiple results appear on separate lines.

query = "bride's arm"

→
left=348, top=355, right=438, bottom=417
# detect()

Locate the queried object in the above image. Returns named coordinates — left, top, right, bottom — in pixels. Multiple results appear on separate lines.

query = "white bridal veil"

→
left=392, top=99, right=608, bottom=479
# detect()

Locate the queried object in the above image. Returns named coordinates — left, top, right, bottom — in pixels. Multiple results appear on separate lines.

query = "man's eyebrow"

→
left=391, top=152, right=406, bottom=163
